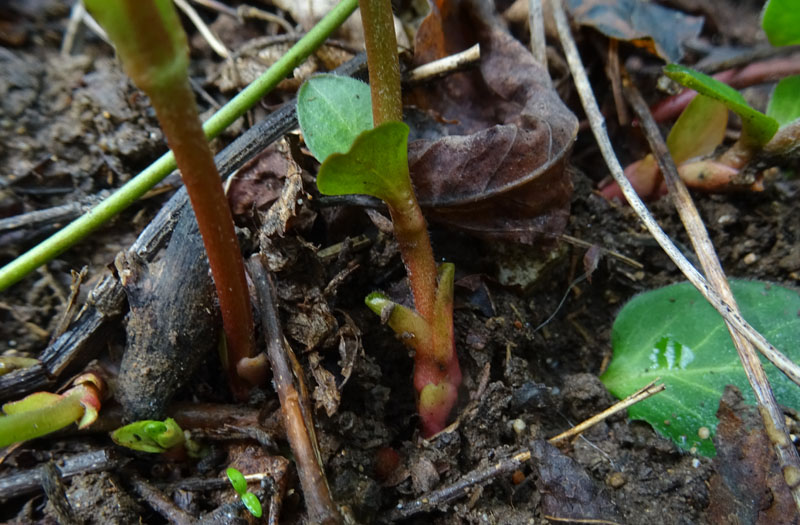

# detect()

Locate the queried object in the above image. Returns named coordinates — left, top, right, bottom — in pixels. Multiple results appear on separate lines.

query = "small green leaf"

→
left=601, top=280, right=800, bottom=456
left=664, top=64, right=779, bottom=146
left=111, top=418, right=184, bottom=453
left=762, top=0, right=800, bottom=46
left=767, top=76, right=800, bottom=128
left=316, top=121, right=413, bottom=210
left=226, top=467, right=247, bottom=496
left=241, top=492, right=263, bottom=518
left=297, top=74, right=373, bottom=162
left=666, top=94, right=728, bottom=164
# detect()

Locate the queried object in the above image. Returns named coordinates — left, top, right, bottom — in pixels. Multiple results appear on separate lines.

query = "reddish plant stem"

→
left=150, top=79, right=255, bottom=399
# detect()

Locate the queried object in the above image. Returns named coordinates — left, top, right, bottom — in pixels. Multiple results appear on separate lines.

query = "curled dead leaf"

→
left=407, top=0, right=578, bottom=244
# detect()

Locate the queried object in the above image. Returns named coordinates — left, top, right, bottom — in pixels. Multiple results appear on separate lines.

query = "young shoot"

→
left=296, top=0, right=462, bottom=436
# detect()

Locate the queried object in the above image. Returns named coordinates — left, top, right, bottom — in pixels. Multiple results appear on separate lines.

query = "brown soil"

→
left=1, top=1, right=798, bottom=524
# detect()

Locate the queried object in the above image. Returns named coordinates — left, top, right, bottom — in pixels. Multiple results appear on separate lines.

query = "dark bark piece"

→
left=705, top=385, right=800, bottom=525
left=115, top=204, right=219, bottom=421
left=529, top=440, right=623, bottom=523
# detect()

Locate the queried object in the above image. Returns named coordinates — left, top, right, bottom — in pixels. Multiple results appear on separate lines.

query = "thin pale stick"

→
left=549, top=380, right=665, bottom=444
left=405, top=44, right=481, bottom=84
left=622, top=76, right=800, bottom=510
left=174, top=0, right=229, bottom=58
left=528, top=0, right=547, bottom=68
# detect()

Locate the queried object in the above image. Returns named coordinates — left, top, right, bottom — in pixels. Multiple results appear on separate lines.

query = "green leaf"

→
left=226, top=467, right=247, bottom=496
left=762, top=0, right=800, bottom=46
left=664, top=64, right=779, bottom=146
left=666, top=94, right=728, bottom=164
left=111, top=418, right=185, bottom=453
left=241, top=492, right=263, bottom=518
left=316, top=121, right=413, bottom=209
left=601, top=280, right=800, bottom=457
left=767, top=76, right=800, bottom=128
left=296, top=74, right=373, bottom=162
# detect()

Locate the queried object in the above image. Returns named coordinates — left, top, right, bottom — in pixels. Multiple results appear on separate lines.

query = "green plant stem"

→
left=358, top=0, right=437, bottom=322
left=358, top=0, right=403, bottom=125
left=0, top=0, right=358, bottom=292
left=0, top=391, right=85, bottom=447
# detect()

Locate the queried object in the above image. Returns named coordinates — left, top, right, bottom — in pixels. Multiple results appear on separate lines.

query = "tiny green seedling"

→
left=111, top=417, right=185, bottom=453
left=226, top=467, right=263, bottom=518
left=601, top=280, right=800, bottom=456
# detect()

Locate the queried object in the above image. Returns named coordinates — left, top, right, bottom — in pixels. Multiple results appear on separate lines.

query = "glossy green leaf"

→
left=762, top=0, right=800, bottom=46
left=316, top=121, right=413, bottom=209
left=666, top=94, right=728, bottom=164
left=226, top=467, right=247, bottom=496
left=601, top=280, right=800, bottom=457
left=664, top=64, right=779, bottom=146
left=111, top=418, right=185, bottom=453
left=241, top=492, right=263, bottom=518
left=296, top=74, right=373, bottom=162
left=767, top=76, right=800, bottom=128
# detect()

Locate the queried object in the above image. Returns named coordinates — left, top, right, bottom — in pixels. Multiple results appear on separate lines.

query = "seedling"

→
left=0, top=373, right=104, bottom=448
left=83, top=0, right=259, bottom=396
left=296, top=0, right=461, bottom=436
left=111, top=417, right=186, bottom=453
left=601, top=280, right=800, bottom=456
left=226, top=467, right=263, bottom=518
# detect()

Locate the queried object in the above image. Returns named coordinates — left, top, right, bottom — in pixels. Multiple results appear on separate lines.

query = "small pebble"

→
left=743, top=253, right=758, bottom=265
left=606, top=472, right=626, bottom=488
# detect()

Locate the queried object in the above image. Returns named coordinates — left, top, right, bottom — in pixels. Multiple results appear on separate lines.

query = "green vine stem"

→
left=0, top=0, right=358, bottom=292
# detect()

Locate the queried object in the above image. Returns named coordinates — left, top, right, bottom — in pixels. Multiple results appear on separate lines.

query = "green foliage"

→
left=316, top=122, right=412, bottom=208
left=297, top=74, right=373, bottom=162
left=601, top=280, right=800, bottom=456
left=663, top=64, right=779, bottom=146
left=767, top=75, right=800, bottom=128
left=665, top=94, right=728, bottom=163
left=111, top=418, right=185, bottom=453
left=226, top=467, right=263, bottom=518
left=762, top=0, right=800, bottom=46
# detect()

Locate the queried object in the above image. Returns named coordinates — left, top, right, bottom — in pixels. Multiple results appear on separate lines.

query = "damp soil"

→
left=1, top=1, right=799, bottom=524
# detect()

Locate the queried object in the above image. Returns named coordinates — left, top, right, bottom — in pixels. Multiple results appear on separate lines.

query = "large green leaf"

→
left=767, top=75, right=800, bottom=128
left=601, top=280, right=800, bottom=457
left=762, top=0, right=800, bottom=47
left=296, top=74, right=373, bottom=163
left=664, top=64, right=779, bottom=146
left=316, top=121, right=413, bottom=208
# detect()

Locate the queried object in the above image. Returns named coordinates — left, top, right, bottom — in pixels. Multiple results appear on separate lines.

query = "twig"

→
left=404, top=44, right=481, bottom=85
left=384, top=375, right=663, bottom=521
left=549, top=380, right=664, bottom=444
left=551, top=0, right=793, bottom=425
left=174, top=0, right=229, bottom=58
left=61, top=1, right=86, bottom=57
left=0, top=448, right=128, bottom=501
left=237, top=5, right=296, bottom=35
left=622, top=75, right=800, bottom=511
left=130, top=475, right=196, bottom=525
left=247, top=256, right=341, bottom=525
left=383, top=449, right=532, bottom=521
left=528, top=0, right=547, bottom=68
left=558, top=234, right=643, bottom=269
